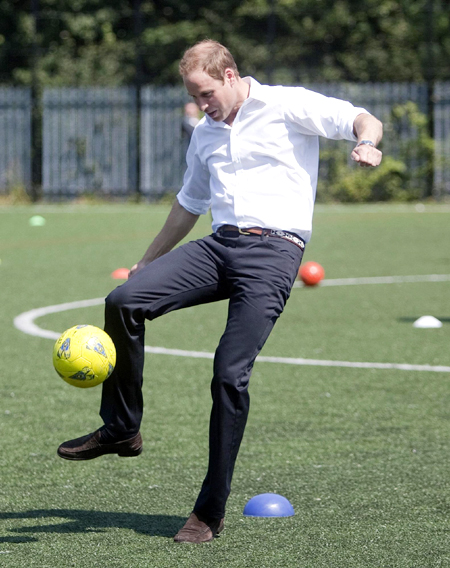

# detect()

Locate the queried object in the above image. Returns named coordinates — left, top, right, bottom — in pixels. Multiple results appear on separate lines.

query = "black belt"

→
left=215, top=225, right=305, bottom=250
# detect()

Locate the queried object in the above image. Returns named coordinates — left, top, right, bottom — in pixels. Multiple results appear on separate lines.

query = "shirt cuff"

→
left=177, top=190, right=211, bottom=216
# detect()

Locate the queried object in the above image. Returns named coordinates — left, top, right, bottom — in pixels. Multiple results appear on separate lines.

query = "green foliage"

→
left=1, top=0, right=449, bottom=86
left=317, top=154, right=410, bottom=203
left=0, top=183, right=32, bottom=205
left=317, top=101, right=434, bottom=202
left=390, top=100, right=435, bottom=182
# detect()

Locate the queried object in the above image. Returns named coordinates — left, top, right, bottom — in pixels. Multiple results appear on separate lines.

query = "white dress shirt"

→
left=177, top=77, right=368, bottom=243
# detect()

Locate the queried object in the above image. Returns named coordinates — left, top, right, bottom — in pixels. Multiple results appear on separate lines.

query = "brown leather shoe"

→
left=173, top=512, right=224, bottom=543
left=57, top=429, right=142, bottom=461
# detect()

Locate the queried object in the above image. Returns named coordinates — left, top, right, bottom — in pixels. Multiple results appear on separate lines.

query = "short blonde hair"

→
left=179, top=40, right=240, bottom=82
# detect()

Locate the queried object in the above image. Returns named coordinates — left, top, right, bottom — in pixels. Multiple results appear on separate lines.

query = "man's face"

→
left=183, top=69, right=238, bottom=125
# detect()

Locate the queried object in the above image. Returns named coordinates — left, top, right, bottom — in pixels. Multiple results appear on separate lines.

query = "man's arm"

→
left=351, top=113, right=383, bottom=168
left=129, top=199, right=200, bottom=278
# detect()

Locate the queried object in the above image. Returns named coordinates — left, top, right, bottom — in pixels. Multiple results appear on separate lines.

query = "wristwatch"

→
left=356, top=140, right=375, bottom=147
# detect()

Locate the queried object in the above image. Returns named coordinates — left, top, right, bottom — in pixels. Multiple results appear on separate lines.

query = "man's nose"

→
left=195, top=97, right=208, bottom=111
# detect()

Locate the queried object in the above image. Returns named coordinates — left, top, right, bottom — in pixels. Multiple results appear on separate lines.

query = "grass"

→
left=1, top=202, right=450, bottom=567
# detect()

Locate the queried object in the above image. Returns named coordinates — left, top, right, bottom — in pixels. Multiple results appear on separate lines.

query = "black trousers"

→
left=101, top=232, right=304, bottom=519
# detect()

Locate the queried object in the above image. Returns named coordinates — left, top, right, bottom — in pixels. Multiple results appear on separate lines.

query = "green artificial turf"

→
left=0, top=202, right=450, bottom=567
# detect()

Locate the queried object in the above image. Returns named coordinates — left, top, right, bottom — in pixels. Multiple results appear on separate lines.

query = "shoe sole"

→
left=57, top=437, right=143, bottom=461
left=57, top=448, right=142, bottom=461
left=57, top=446, right=142, bottom=461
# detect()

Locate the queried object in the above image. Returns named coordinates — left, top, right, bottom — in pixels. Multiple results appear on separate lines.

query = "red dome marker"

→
left=111, top=268, right=130, bottom=280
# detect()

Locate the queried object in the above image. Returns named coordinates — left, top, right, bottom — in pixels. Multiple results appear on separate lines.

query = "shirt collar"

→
left=242, top=76, right=268, bottom=104
left=204, top=76, right=267, bottom=128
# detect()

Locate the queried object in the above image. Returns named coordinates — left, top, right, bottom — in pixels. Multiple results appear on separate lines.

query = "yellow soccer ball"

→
left=52, top=325, right=116, bottom=388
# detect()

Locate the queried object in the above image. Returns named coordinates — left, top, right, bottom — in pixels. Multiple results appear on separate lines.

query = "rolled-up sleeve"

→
left=282, top=86, right=369, bottom=141
left=177, top=133, right=211, bottom=215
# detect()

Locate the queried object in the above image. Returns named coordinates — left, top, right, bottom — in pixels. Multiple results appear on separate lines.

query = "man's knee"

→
left=212, top=354, right=251, bottom=400
left=105, top=285, right=132, bottom=314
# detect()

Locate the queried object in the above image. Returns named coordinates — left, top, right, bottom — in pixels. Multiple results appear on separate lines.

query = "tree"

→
left=0, top=0, right=449, bottom=87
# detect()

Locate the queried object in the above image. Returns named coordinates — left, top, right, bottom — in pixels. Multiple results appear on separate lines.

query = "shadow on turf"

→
left=0, top=510, right=186, bottom=539
left=0, top=536, right=37, bottom=544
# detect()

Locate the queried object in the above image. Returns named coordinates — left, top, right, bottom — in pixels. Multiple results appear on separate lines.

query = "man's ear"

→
left=224, top=68, right=236, bottom=85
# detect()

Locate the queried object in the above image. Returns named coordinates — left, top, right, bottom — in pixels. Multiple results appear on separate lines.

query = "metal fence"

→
left=434, top=82, right=450, bottom=196
left=140, top=86, right=190, bottom=196
left=311, top=83, right=428, bottom=159
left=0, top=87, right=31, bottom=194
left=43, top=87, right=138, bottom=197
left=0, top=83, right=449, bottom=199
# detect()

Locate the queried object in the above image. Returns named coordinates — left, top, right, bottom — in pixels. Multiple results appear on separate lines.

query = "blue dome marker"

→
left=243, top=493, right=295, bottom=517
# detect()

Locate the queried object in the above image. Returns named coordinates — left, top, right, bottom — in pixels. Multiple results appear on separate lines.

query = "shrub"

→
left=317, top=101, right=434, bottom=202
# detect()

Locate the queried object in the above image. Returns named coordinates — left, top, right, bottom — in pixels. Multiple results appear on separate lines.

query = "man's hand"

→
left=128, top=260, right=148, bottom=279
left=126, top=200, right=200, bottom=280
left=352, top=113, right=383, bottom=168
left=351, top=143, right=383, bottom=168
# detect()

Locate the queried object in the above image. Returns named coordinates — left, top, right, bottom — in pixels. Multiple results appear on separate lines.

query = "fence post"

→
left=425, top=0, right=436, bottom=198
left=30, top=0, right=41, bottom=201
left=133, top=0, right=143, bottom=200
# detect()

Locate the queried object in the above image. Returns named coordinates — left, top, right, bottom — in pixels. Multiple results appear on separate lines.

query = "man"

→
left=58, top=40, right=382, bottom=543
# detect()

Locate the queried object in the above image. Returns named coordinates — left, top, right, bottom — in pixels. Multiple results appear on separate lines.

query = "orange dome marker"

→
left=111, top=268, right=130, bottom=280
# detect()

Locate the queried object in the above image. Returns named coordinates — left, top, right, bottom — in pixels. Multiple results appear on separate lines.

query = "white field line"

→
left=13, top=280, right=450, bottom=373
left=13, top=298, right=106, bottom=340
left=142, top=347, right=450, bottom=373
left=293, top=274, right=450, bottom=288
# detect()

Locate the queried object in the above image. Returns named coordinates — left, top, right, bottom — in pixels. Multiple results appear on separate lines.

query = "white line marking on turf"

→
left=293, top=274, right=450, bottom=288
left=142, top=348, right=450, bottom=373
left=13, top=298, right=105, bottom=340
left=13, top=290, right=450, bottom=373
